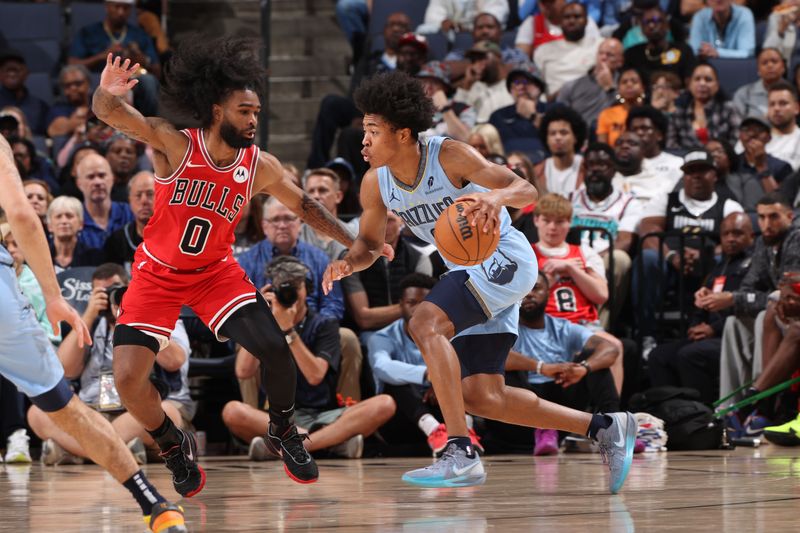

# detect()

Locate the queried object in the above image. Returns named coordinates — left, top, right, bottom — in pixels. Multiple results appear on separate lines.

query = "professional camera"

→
left=272, top=281, right=299, bottom=307
left=105, top=283, right=128, bottom=307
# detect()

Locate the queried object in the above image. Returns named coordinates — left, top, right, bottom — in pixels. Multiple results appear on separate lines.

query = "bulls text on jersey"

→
left=168, top=178, right=246, bottom=223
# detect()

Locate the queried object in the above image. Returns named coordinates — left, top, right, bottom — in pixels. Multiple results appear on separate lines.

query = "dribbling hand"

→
left=457, top=192, right=500, bottom=235
left=100, top=54, right=140, bottom=97
left=322, top=259, right=353, bottom=295
left=46, top=296, right=92, bottom=348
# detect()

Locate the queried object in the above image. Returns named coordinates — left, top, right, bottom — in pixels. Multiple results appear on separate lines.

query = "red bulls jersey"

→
left=533, top=243, right=598, bottom=323
left=142, top=128, right=259, bottom=270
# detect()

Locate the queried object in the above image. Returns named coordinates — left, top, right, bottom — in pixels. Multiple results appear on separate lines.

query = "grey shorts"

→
left=295, top=406, right=347, bottom=432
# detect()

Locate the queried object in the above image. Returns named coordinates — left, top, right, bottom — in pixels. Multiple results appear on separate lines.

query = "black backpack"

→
left=629, top=386, right=723, bottom=450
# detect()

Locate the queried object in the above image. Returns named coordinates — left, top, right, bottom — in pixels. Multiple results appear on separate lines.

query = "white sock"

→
left=465, top=414, right=474, bottom=430
left=418, top=413, right=440, bottom=436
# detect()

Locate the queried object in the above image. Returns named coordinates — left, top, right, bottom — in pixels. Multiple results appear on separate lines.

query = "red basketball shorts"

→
left=118, top=247, right=257, bottom=348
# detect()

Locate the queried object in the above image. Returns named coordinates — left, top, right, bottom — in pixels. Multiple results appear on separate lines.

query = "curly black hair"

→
left=399, top=272, right=437, bottom=293
left=161, top=35, right=267, bottom=127
left=626, top=105, right=668, bottom=136
left=538, top=105, right=587, bottom=153
left=353, top=71, right=434, bottom=138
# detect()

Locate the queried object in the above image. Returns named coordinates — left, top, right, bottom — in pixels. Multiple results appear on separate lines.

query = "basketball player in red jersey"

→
left=92, top=37, right=380, bottom=495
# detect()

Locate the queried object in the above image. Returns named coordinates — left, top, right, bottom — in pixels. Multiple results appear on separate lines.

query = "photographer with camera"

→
left=27, top=263, right=194, bottom=465
left=222, top=256, right=396, bottom=460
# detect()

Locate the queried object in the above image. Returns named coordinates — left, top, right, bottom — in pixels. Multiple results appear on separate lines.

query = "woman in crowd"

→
left=46, top=196, right=103, bottom=273
left=597, top=66, right=647, bottom=147
left=23, top=179, right=53, bottom=230
left=468, top=123, right=505, bottom=159
left=667, top=62, right=740, bottom=150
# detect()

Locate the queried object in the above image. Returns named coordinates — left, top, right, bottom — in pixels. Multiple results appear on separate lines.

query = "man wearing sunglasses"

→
left=624, top=4, right=697, bottom=84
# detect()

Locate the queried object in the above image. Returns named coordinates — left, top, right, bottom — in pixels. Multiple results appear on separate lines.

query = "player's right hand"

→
left=100, top=54, right=140, bottom=97
left=45, top=296, right=92, bottom=348
left=322, top=259, right=353, bottom=295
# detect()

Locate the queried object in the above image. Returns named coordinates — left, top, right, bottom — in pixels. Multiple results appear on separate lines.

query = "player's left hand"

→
left=456, top=192, right=500, bottom=235
left=322, top=259, right=353, bottom=295
left=46, top=296, right=92, bottom=347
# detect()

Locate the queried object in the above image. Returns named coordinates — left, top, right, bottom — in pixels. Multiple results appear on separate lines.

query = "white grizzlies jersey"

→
left=377, top=136, right=537, bottom=335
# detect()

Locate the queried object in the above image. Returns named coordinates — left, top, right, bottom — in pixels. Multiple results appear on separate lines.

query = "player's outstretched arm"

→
left=322, top=170, right=388, bottom=294
left=0, top=137, right=91, bottom=347
left=440, top=139, right=539, bottom=233
left=92, top=54, right=185, bottom=155
left=254, top=151, right=360, bottom=248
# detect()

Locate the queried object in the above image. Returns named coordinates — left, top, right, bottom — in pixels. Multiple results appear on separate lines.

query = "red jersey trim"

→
left=209, top=292, right=257, bottom=335
left=154, top=129, right=193, bottom=184
left=142, top=242, right=180, bottom=270
left=197, top=128, right=245, bottom=172
left=246, top=146, right=260, bottom=201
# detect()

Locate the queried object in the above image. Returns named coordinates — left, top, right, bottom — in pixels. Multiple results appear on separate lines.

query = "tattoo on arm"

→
left=299, top=194, right=355, bottom=248
left=92, top=88, right=152, bottom=144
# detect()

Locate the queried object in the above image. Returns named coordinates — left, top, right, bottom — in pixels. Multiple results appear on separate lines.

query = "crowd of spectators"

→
left=5, top=0, right=800, bottom=465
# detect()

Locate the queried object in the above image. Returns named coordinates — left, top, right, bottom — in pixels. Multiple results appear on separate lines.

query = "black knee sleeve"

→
left=113, top=324, right=160, bottom=356
left=219, top=292, right=297, bottom=419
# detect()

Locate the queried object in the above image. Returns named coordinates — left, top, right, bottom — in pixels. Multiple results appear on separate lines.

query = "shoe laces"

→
left=8, top=430, right=29, bottom=451
left=273, top=427, right=312, bottom=464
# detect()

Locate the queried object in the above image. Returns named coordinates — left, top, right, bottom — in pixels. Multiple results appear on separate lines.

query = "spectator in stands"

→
left=417, top=61, right=476, bottom=142
left=351, top=12, right=412, bottom=96
left=732, top=48, right=786, bottom=118
left=104, top=133, right=141, bottom=202
left=8, top=136, right=58, bottom=193
left=56, top=113, right=112, bottom=172
left=710, top=193, right=800, bottom=400
left=47, top=65, right=92, bottom=139
left=417, top=0, right=509, bottom=34
left=0, top=108, right=29, bottom=141
left=23, top=179, right=52, bottom=229
left=69, top=0, right=161, bottom=116
left=368, top=273, right=482, bottom=455
left=668, top=62, right=740, bottom=150
left=342, top=211, right=433, bottom=342
left=727, top=115, right=793, bottom=212
left=299, top=169, right=349, bottom=262
left=596, top=66, right=647, bottom=147
left=232, top=195, right=266, bottom=258
left=706, top=137, right=739, bottom=197
left=489, top=63, right=547, bottom=163
left=764, top=80, right=800, bottom=171
left=689, top=0, right=756, bottom=59
left=239, top=196, right=344, bottom=320
left=453, top=41, right=513, bottom=123
left=46, top=196, right=104, bottom=273
left=28, top=263, right=194, bottom=465
left=612, top=130, right=663, bottom=209
left=57, top=142, right=102, bottom=200
left=533, top=194, right=608, bottom=328
left=326, top=157, right=361, bottom=217
left=335, top=0, right=369, bottom=69
left=571, top=143, right=642, bottom=326
left=0, top=49, right=48, bottom=135
left=103, top=170, right=153, bottom=269
left=650, top=70, right=682, bottom=116
left=515, top=0, right=601, bottom=59
left=764, top=2, right=800, bottom=63
left=503, top=272, right=620, bottom=454
left=468, top=123, right=505, bottom=158
left=534, top=2, right=601, bottom=97
left=627, top=105, right=684, bottom=186
left=74, top=153, right=134, bottom=251
left=445, top=12, right=529, bottom=66
left=624, top=3, right=697, bottom=83
left=648, top=212, right=754, bottom=403
left=222, top=257, right=396, bottom=461
left=635, top=148, right=745, bottom=347
left=534, top=105, right=587, bottom=196
left=557, top=38, right=624, bottom=129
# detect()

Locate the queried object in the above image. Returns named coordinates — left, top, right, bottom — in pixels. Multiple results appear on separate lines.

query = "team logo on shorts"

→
left=483, top=249, right=518, bottom=286
left=233, top=166, right=249, bottom=183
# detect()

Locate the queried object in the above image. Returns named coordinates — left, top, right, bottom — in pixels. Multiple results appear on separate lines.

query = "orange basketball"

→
left=434, top=201, right=499, bottom=266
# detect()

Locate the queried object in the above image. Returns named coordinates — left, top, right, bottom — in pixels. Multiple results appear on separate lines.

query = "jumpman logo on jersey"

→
left=389, top=188, right=399, bottom=202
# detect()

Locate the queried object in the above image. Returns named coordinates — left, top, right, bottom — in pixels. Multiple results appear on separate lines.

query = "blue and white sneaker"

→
left=401, top=442, right=486, bottom=488
left=595, top=412, right=637, bottom=494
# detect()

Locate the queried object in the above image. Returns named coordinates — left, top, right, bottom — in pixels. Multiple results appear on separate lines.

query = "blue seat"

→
left=69, top=2, right=138, bottom=37
left=709, top=57, right=759, bottom=95
left=0, top=2, right=63, bottom=41
left=369, top=0, right=428, bottom=38
left=26, top=72, right=55, bottom=106
left=426, top=32, right=450, bottom=61
left=9, top=39, right=61, bottom=74
left=453, top=31, right=473, bottom=52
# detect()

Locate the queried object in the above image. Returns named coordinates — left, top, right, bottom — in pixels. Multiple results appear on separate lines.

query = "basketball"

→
left=434, top=201, right=499, bottom=266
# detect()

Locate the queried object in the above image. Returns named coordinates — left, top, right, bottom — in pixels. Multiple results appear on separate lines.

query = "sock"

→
left=447, top=436, right=475, bottom=458
left=587, top=414, right=614, bottom=440
left=418, top=414, right=440, bottom=436
left=465, top=414, right=474, bottom=430
left=147, top=415, right=182, bottom=451
left=123, top=470, right=165, bottom=515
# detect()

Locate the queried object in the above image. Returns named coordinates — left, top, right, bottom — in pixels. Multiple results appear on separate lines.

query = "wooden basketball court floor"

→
left=2, top=446, right=799, bottom=532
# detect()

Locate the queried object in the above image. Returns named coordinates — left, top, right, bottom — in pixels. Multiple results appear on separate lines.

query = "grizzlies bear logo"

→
left=482, top=249, right=517, bottom=285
